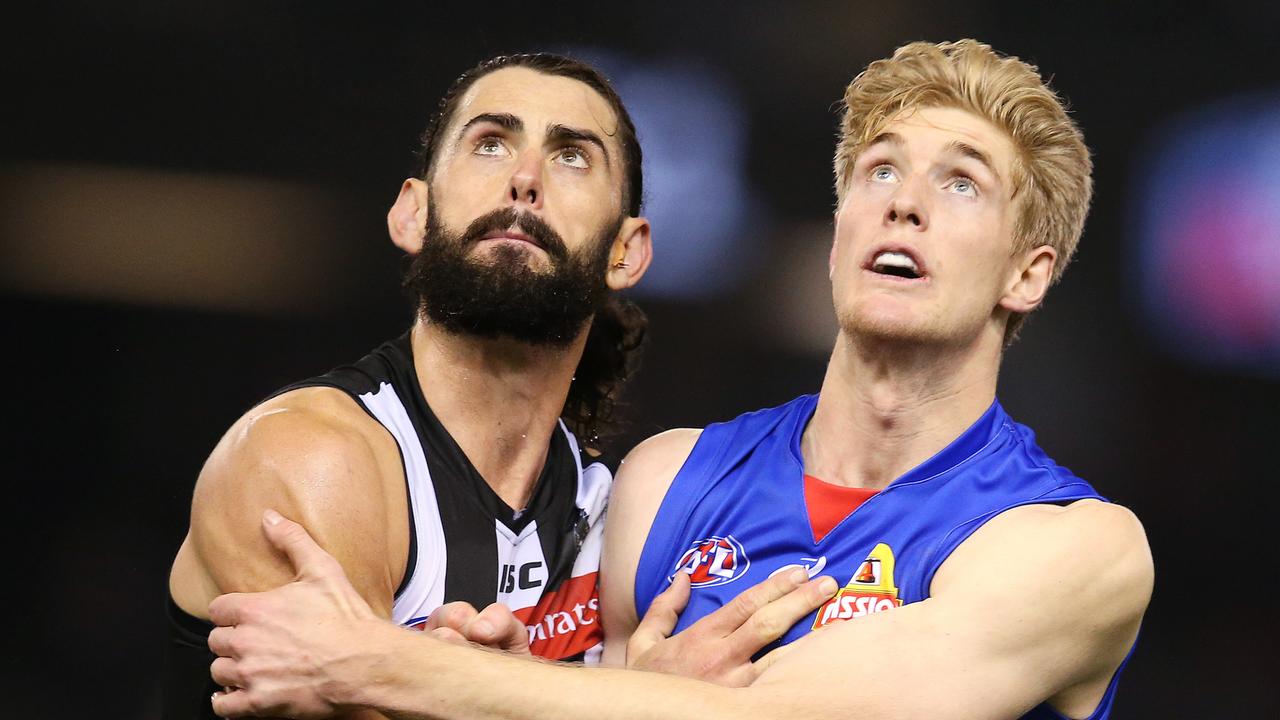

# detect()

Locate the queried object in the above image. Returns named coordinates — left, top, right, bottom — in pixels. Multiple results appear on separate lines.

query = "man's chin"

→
left=469, top=242, right=555, bottom=273
left=837, top=311, right=941, bottom=346
left=429, top=316, right=589, bottom=350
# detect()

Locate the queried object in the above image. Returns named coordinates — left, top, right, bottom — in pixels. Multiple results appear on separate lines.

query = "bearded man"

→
left=161, top=53, right=657, bottom=719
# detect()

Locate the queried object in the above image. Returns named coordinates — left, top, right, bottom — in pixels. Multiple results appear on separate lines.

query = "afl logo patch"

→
left=672, top=535, right=750, bottom=587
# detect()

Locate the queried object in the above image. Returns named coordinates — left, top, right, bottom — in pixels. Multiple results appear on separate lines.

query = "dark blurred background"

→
left=3, top=1, right=1278, bottom=716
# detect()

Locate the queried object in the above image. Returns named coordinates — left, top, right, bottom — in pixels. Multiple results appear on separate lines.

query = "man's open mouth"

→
left=869, top=250, right=923, bottom=280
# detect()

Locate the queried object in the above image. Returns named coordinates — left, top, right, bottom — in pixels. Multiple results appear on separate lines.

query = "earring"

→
left=613, top=260, right=629, bottom=269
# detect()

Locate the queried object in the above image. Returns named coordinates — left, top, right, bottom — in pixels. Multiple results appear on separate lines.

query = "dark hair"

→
left=415, top=52, right=644, bottom=217
left=412, top=53, right=648, bottom=447
left=564, top=294, right=648, bottom=447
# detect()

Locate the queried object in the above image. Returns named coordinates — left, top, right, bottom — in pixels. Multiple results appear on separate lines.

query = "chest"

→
left=665, top=463, right=950, bottom=645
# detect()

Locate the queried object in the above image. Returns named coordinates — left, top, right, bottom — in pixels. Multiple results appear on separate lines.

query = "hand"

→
left=627, top=569, right=837, bottom=687
left=421, top=600, right=531, bottom=655
left=206, top=509, right=390, bottom=718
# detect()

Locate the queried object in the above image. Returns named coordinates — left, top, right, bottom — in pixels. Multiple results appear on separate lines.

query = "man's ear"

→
left=388, top=179, right=430, bottom=255
left=829, top=224, right=839, bottom=280
left=605, top=216, right=653, bottom=291
left=999, top=244, right=1057, bottom=315
left=829, top=200, right=847, bottom=280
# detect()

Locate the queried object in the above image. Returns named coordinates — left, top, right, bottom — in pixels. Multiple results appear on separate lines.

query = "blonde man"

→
left=206, top=40, right=1152, bottom=720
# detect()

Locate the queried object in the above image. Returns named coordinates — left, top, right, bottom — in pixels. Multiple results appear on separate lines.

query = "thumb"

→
left=652, top=571, right=692, bottom=622
left=261, top=509, right=338, bottom=579
left=629, top=572, right=691, bottom=662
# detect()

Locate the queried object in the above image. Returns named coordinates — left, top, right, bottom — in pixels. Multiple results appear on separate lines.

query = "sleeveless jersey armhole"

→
left=632, top=424, right=736, bottom=617
left=265, top=379, right=419, bottom=601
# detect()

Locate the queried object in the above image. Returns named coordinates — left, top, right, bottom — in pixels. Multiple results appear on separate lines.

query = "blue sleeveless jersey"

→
left=635, top=394, right=1133, bottom=720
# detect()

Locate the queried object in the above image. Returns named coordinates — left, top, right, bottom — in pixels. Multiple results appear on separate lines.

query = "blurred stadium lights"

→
left=0, top=164, right=368, bottom=314
left=1133, top=92, right=1280, bottom=376
left=573, top=49, right=767, bottom=299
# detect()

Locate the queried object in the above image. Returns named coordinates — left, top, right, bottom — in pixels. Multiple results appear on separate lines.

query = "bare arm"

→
left=598, top=428, right=701, bottom=666
left=171, top=388, right=407, bottom=616
left=204, top=438, right=1151, bottom=719
left=343, top=500, right=1152, bottom=720
left=205, top=427, right=833, bottom=716
left=169, top=388, right=408, bottom=719
left=751, top=500, right=1152, bottom=719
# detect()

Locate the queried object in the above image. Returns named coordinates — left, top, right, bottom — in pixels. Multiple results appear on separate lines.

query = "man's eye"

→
left=950, top=177, right=977, bottom=196
left=557, top=147, right=589, bottom=169
left=870, top=165, right=897, bottom=182
left=475, top=138, right=507, bottom=156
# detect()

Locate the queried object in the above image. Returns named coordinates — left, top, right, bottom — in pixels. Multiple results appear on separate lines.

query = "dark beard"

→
left=404, top=204, right=620, bottom=347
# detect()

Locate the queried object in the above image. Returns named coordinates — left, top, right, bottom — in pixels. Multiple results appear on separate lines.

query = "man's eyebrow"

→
left=945, top=140, right=1002, bottom=183
left=547, top=124, right=611, bottom=167
left=460, top=112, right=524, bottom=134
left=864, top=131, right=905, bottom=151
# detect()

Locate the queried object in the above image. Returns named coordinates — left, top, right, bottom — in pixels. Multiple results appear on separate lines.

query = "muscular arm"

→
left=208, top=435, right=1152, bottom=720
left=355, top=498, right=1150, bottom=720
left=752, top=500, right=1152, bottom=719
left=169, top=388, right=408, bottom=718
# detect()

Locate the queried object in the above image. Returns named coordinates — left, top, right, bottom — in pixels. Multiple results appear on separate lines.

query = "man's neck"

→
left=410, top=318, right=586, bottom=511
left=802, top=329, right=1002, bottom=490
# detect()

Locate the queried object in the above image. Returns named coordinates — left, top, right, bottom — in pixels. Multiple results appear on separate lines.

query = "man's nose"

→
left=884, top=178, right=928, bottom=231
left=507, top=151, right=544, bottom=210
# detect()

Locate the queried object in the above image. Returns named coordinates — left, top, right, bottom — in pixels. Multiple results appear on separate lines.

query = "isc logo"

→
left=672, top=535, right=750, bottom=587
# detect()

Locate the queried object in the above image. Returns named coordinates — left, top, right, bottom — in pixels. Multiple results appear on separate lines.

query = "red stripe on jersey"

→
left=512, top=571, right=601, bottom=659
left=804, top=474, right=879, bottom=543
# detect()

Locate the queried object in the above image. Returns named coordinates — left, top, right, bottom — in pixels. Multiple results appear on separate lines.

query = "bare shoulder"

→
left=193, top=387, right=395, bottom=517
left=921, top=500, right=1152, bottom=711
left=608, top=427, right=704, bottom=541
left=172, top=387, right=406, bottom=617
left=599, top=427, right=703, bottom=656
left=986, top=500, right=1149, bottom=576
left=935, top=499, right=1153, bottom=626
left=613, top=428, right=703, bottom=495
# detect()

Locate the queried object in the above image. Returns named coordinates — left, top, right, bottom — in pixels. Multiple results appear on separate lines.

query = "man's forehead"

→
left=452, top=67, right=620, bottom=139
left=870, top=106, right=1014, bottom=175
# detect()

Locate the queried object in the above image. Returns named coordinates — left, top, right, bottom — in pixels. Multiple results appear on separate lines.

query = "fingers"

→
left=693, top=568, right=811, bottom=636
left=261, top=509, right=340, bottom=579
left=750, top=618, right=825, bottom=678
left=422, top=601, right=480, bottom=634
left=210, top=656, right=243, bottom=689
left=466, top=603, right=530, bottom=654
left=728, top=575, right=837, bottom=656
left=641, top=572, right=692, bottom=637
left=422, top=602, right=528, bottom=652
left=207, top=626, right=236, bottom=657
left=428, top=626, right=470, bottom=646
left=208, top=593, right=246, bottom=628
left=627, top=573, right=691, bottom=664
left=210, top=688, right=255, bottom=718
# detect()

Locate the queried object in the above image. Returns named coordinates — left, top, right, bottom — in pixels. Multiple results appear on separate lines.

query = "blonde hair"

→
left=835, top=40, right=1092, bottom=336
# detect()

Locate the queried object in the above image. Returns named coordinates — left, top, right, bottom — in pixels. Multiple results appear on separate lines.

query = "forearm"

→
left=352, top=624, right=775, bottom=720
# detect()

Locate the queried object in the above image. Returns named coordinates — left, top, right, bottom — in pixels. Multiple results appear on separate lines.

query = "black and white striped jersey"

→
left=163, top=333, right=613, bottom=719
left=283, top=333, right=612, bottom=661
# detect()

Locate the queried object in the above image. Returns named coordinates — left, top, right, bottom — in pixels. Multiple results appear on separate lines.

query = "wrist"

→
left=332, top=618, right=417, bottom=712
